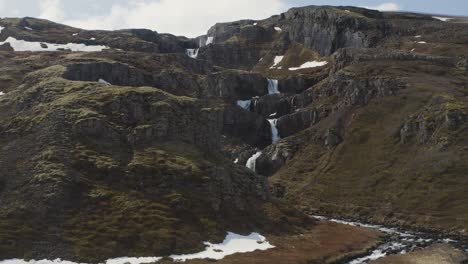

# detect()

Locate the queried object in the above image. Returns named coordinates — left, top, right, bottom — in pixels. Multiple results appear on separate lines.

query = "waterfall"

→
left=185, top=48, right=199, bottom=59
left=268, top=119, right=280, bottom=143
left=267, top=79, right=280, bottom=94
left=246, top=151, right=262, bottom=172
left=237, top=100, right=252, bottom=110
left=206, top=36, right=214, bottom=45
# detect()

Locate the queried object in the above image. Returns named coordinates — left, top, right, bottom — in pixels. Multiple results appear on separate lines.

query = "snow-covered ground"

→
left=171, top=232, right=274, bottom=261
left=433, top=16, right=452, bottom=22
left=289, top=61, right=328, bottom=71
left=0, top=232, right=274, bottom=264
left=0, top=37, right=108, bottom=52
left=98, top=79, right=111, bottom=85
left=0, top=26, right=4, bottom=34
left=270, top=56, right=284, bottom=69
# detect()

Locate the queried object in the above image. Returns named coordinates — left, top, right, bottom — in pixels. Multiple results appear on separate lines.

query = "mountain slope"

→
left=0, top=5, right=467, bottom=262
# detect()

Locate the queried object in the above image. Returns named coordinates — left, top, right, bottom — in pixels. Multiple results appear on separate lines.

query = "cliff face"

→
left=0, top=5, right=467, bottom=262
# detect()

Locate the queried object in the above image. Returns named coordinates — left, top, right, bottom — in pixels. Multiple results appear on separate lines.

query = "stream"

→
left=312, top=215, right=467, bottom=263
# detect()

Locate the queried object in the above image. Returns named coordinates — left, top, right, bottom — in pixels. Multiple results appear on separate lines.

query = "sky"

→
left=0, top=0, right=466, bottom=37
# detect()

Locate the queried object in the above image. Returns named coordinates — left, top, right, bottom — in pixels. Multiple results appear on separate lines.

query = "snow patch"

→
left=185, top=48, right=199, bottom=59
left=24, top=26, right=33, bottom=31
left=253, top=22, right=258, bottom=26
left=72, top=33, right=78, bottom=36
left=98, top=79, right=111, bottom=85
left=0, top=26, right=4, bottom=34
left=89, top=37, right=96, bottom=41
left=0, top=232, right=273, bottom=264
left=433, top=16, right=452, bottom=22
left=274, top=27, right=282, bottom=32
left=234, top=158, right=239, bottom=164
left=414, top=35, right=422, bottom=38
left=246, top=151, right=262, bottom=171
left=171, top=232, right=274, bottom=262
left=106, top=257, right=162, bottom=264
left=270, top=56, right=284, bottom=69
left=267, top=79, right=280, bottom=94
left=0, top=37, right=109, bottom=52
left=417, top=41, right=427, bottom=44
left=289, top=61, right=328, bottom=71
left=0, top=91, right=5, bottom=96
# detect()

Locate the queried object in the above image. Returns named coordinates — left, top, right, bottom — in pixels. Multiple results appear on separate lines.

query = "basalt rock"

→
left=202, top=70, right=268, bottom=100
left=223, top=106, right=272, bottom=148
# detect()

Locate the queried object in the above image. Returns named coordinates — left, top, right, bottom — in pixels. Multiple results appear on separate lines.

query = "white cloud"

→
left=39, top=0, right=65, bottom=21
left=365, top=2, right=402, bottom=12
left=61, top=0, right=286, bottom=37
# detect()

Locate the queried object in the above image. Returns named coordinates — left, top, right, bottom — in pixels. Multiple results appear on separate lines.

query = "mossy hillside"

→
left=270, top=60, right=468, bottom=235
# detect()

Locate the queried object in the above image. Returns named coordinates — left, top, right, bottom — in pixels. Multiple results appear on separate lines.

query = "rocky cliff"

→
left=0, top=5, right=467, bottom=262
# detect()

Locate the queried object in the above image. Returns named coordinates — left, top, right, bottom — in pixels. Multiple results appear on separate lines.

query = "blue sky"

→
left=0, top=0, right=466, bottom=37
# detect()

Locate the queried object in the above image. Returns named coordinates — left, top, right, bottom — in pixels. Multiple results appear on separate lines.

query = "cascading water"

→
left=185, top=48, right=199, bottom=59
left=268, top=119, right=280, bottom=143
left=246, top=151, right=262, bottom=172
left=237, top=100, right=252, bottom=110
left=206, top=36, right=214, bottom=45
left=267, top=79, right=280, bottom=94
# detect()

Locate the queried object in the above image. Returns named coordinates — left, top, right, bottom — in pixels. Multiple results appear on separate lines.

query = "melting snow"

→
left=274, top=27, right=282, bottom=32
left=106, top=257, right=162, bottom=264
left=0, top=37, right=109, bottom=52
left=171, top=232, right=274, bottom=261
left=237, top=100, right=252, bottom=110
left=433, top=16, right=452, bottom=22
left=98, top=79, right=111, bottom=85
left=0, top=232, right=273, bottom=264
left=246, top=151, right=262, bottom=171
left=267, top=79, right=280, bottom=94
left=289, top=61, right=328, bottom=71
left=270, top=56, right=284, bottom=69
left=268, top=119, right=280, bottom=143
left=24, top=26, right=33, bottom=31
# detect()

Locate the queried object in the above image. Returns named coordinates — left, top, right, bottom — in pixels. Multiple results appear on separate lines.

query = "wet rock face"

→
left=282, top=7, right=388, bottom=56
left=223, top=106, right=272, bottom=148
left=256, top=141, right=299, bottom=177
left=278, top=74, right=327, bottom=94
left=202, top=71, right=268, bottom=100
left=198, top=43, right=263, bottom=70
left=277, top=109, right=319, bottom=138
left=64, top=62, right=150, bottom=87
